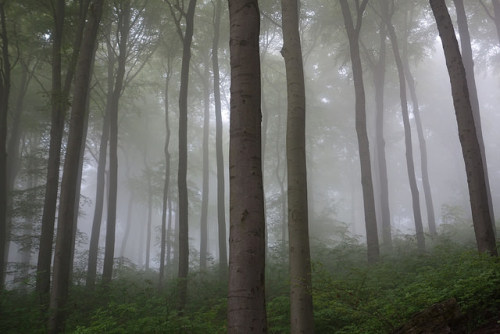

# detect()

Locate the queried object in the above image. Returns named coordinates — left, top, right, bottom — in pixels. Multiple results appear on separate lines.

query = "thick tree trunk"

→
left=102, top=1, right=131, bottom=284
left=48, top=1, right=104, bottom=332
left=385, top=7, right=425, bottom=252
left=430, top=0, right=497, bottom=256
left=212, top=0, right=227, bottom=280
left=175, top=0, right=197, bottom=311
left=453, top=0, right=495, bottom=233
left=0, top=1, right=11, bottom=287
left=281, top=0, right=314, bottom=332
left=340, top=0, right=380, bottom=263
left=227, top=1, right=267, bottom=332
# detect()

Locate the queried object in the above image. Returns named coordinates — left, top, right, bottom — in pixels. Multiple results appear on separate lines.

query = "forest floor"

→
left=472, top=314, right=500, bottom=333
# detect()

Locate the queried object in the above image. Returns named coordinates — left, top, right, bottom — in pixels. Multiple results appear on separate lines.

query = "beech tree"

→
left=429, top=0, right=497, bottom=256
left=227, top=0, right=267, bottom=332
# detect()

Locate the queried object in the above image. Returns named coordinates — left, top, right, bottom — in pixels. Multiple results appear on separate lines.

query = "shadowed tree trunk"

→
left=48, top=0, right=104, bottom=332
left=227, top=0, right=267, bottom=332
left=339, top=0, right=380, bottom=263
left=0, top=1, right=11, bottom=289
left=430, top=0, right=497, bottom=256
left=453, top=0, right=495, bottom=233
left=211, top=0, right=227, bottom=280
left=102, top=0, right=132, bottom=284
left=281, top=0, right=314, bottom=332
left=384, top=2, right=425, bottom=252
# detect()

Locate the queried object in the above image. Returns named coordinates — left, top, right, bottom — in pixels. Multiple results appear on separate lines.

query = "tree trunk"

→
left=120, top=189, right=134, bottom=258
left=430, top=0, right=497, bottom=256
left=0, top=0, right=11, bottom=291
left=145, top=162, right=153, bottom=271
left=385, top=5, right=425, bottom=252
left=281, top=0, right=314, bottom=332
left=492, top=0, right=500, bottom=44
left=175, top=0, right=197, bottom=311
left=48, top=0, right=104, bottom=332
left=227, top=1, right=267, bottom=332
left=212, top=0, right=227, bottom=279
left=339, top=0, right=380, bottom=263
left=102, top=0, right=131, bottom=284
left=453, top=0, right=495, bottom=233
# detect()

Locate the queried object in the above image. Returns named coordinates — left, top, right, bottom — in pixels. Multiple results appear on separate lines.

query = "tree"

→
left=48, top=0, right=104, bottom=331
left=211, top=0, right=227, bottom=279
left=0, top=0, right=12, bottom=290
left=384, top=1, right=425, bottom=251
left=227, top=0, right=267, bottom=332
left=281, top=0, right=314, bottom=332
left=166, top=0, right=197, bottom=311
left=339, top=0, right=380, bottom=263
left=429, top=0, right=497, bottom=256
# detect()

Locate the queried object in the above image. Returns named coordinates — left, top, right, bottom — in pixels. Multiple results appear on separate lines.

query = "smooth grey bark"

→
left=48, top=0, right=104, bottom=332
left=102, top=0, right=131, bottom=284
left=281, top=0, right=314, bottom=332
left=212, top=0, right=227, bottom=278
left=384, top=4, right=425, bottom=252
left=430, top=0, right=497, bottom=256
left=339, top=0, right=380, bottom=263
left=227, top=1, right=267, bottom=332
left=453, top=0, right=496, bottom=233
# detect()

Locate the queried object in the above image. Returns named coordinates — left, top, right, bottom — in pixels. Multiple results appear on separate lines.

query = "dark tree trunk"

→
left=227, top=1, right=267, bottom=332
left=281, top=0, right=315, bottom=332
left=339, top=0, right=380, bottom=263
left=430, top=0, right=497, bottom=256
left=48, top=0, right=104, bottom=332
left=212, top=0, right=227, bottom=279
left=453, top=0, right=495, bottom=233
left=102, top=0, right=131, bottom=284
left=385, top=4, right=425, bottom=252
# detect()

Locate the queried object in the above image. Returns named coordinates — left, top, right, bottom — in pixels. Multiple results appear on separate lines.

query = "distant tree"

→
left=281, top=0, right=314, bottom=332
left=48, top=0, right=104, bottom=332
left=480, top=0, right=500, bottom=43
left=227, top=0, right=267, bottom=332
left=339, top=0, right=380, bottom=263
left=429, top=0, right=497, bottom=256
left=384, top=1, right=425, bottom=252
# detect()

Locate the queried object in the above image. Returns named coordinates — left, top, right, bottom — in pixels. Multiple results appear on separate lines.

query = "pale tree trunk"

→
left=37, top=0, right=89, bottom=304
left=212, top=0, right=227, bottom=279
left=102, top=0, right=131, bottom=284
left=0, top=0, right=11, bottom=291
left=145, top=160, right=153, bottom=271
left=453, top=0, right=496, bottom=232
left=281, top=0, right=314, bottom=332
left=340, top=0, right=380, bottom=263
left=401, top=8, right=437, bottom=236
left=48, top=0, right=104, bottom=332
left=430, top=0, right=497, bottom=256
left=492, top=0, right=500, bottom=43
left=166, top=0, right=197, bottom=311
left=227, top=1, right=267, bottom=332
left=385, top=3, right=425, bottom=252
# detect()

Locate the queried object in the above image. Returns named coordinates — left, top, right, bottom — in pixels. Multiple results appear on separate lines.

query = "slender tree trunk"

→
left=48, top=1, right=104, bottom=332
left=166, top=196, right=173, bottom=276
left=102, top=1, right=131, bottom=284
left=37, top=0, right=89, bottom=304
left=159, top=67, right=172, bottom=289
left=145, top=162, right=153, bottom=271
left=212, top=0, right=227, bottom=278
left=120, top=189, right=133, bottom=258
left=340, top=0, right=380, bottom=263
left=492, top=0, right=500, bottom=44
left=174, top=0, right=197, bottom=311
left=385, top=5, right=425, bottom=252
left=372, top=3, right=392, bottom=248
left=281, top=0, right=314, bottom=331
left=227, top=1, right=267, bottom=332
left=199, top=58, right=210, bottom=271
left=430, top=0, right=497, bottom=256
left=453, top=0, right=495, bottom=233
left=0, top=1, right=11, bottom=291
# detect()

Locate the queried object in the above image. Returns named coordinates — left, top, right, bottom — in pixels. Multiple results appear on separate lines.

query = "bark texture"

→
left=340, top=0, right=380, bottom=263
left=430, top=0, right=497, bottom=256
left=48, top=0, right=104, bottom=332
left=227, top=0, right=268, bottom=332
left=281, top=0, right=314, bottom=332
